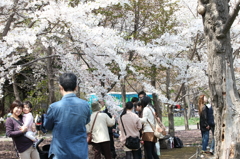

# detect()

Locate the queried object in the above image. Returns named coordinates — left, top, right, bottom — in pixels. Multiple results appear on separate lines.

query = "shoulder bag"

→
left=87, top=112, right=99, bottom=144
left=120, top=116, right=140, bottom=149
left=147, top=106, right=166, bottom=139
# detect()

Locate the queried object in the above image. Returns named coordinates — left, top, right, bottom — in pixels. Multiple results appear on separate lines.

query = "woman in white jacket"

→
left=140, top=96, right=159, bottom=159
left=86, top=102, right=115, bottom=159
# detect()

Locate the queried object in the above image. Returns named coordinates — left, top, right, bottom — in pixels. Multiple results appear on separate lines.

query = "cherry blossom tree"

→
left=197, top=0, right=240, bottom=158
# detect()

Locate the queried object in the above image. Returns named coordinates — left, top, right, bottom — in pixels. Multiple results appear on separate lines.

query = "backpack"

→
left=174, top=136, right=183, bottom=148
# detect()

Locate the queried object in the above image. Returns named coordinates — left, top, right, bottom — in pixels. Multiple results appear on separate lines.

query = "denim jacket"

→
left=44, top=93, right=90, bottom=159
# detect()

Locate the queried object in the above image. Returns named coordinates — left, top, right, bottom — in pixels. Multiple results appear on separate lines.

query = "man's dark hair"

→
left=138, top=91, right=146, bottom=97
left=131, top=97, right=139, bottom=103
left=59, top=73, right=77, bottom=92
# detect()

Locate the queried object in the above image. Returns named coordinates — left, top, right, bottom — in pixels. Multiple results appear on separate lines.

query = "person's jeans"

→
left=201, top=130, right=209, bottom=151
left=52, top=155, right=58, bottom=159
left=137, top=148, right=142, bottom=159
left=144, top=141, right=159, bottom=159
left=210, top=127, right=215, bottom=152
left=126, top=150, right=139, bottom=159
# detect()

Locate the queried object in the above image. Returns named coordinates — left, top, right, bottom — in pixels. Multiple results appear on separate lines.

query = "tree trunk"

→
left=152, top=93, right=162, bottom=120
left=182, top=84, right=189, bottom=130
left=12, top=75, right=20, bottom=101
left=150, top=65, right=162, bottom=120
left=198, top=0, right=240, bottom=158
left=76, top=85, right=80, bottom=98
left=120, top=78, right=126, bottom=107
left=46, top=47, right=56, bottom=105
left=186, top=86, right=192, bottom=119
left=166, top=67, right=174, bottom=136
left=0, top=97, right=4, bottom=117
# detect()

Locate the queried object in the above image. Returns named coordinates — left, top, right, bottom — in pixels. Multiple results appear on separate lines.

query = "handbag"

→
left=147, top=106, right=166, bottom=139
left=147, top=119, right=165, bottom=139
left=120, top=116, right=140, bottom=149
left=87, top=112, right=99, bottom=144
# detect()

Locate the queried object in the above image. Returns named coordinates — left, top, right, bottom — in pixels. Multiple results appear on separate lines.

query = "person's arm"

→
left=136, top=117, right=142, bottom=130
left=5, top=118, right=27, bottom=137
left=86, top=122, right=91, bottom=133
left=117, top=118, right=125, bottom=142
left=117, top=118, right=122, bottom=132
left=139, top=108, right=148, bottom=124
left=43, top=106, right=54, bottom=130
left=106, top=114, right=115, bottom=127
left=202, top=106, right=209, bottom=128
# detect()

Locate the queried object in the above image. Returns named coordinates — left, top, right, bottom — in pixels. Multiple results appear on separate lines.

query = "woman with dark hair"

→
left=5, top=100, right=40, bottom=159
left=198, top=95, right=212, bottom=154
left=140, top=96, right=159, bottom=159
left=118, top=102, right=142, bottom=159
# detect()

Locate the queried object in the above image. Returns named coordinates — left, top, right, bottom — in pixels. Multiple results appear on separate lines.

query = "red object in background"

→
left=175, top=105, right=181, bottom=109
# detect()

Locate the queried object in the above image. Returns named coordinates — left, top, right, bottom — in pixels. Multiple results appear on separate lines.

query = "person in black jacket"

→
left=41, top=110, right=47, bottom=135
left=206, top=103, right=215, bottom=155
left=198, top=95, right=211, bottom=154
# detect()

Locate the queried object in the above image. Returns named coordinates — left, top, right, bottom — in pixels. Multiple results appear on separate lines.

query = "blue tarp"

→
left=87, top=92, right=153, bottom=106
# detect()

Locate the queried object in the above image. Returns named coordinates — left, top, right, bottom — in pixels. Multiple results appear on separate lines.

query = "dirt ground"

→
left=0, top=128, right=207, bottom=159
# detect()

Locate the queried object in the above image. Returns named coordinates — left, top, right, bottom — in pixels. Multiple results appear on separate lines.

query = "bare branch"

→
left=10, top=55, right=60, bottom=68
left=233, top=48, right=240, bottom=61
left=71, top=52, right=109, bottom=56
left=2, top=13, right=15, bottom=37
left=2, top=0, right=19, bottom=37
left=222, top=0, right=240, bottom=35
left=125, top=79, right=138, bottom=92
left=182, top=0, right=196, bottom=18
left=28, top=20, right=37, bottom=28
left=189, top=33, right=199, bottom=60
left=74, top=48, right=91, bottom=69
left=174, top=83, right=184, bottom=102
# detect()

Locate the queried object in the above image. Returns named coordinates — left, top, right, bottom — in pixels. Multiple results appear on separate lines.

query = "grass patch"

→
left=162, top=117, right=199, bottom=127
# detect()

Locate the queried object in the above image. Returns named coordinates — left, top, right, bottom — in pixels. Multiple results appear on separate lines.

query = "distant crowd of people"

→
left=86, top=91, right=163, bottom=159
left=6, top=73, right=164, bottom=159
left=6, top=72, right=215, bottom=159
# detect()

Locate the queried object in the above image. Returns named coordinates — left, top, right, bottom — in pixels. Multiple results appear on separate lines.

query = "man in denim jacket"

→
left=44, top=73, right=90, bottom=159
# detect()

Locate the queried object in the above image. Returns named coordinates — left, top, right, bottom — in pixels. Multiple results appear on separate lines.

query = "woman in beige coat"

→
left=86, top=102, right=115, bottom=159
left=118, top=102, right=142, bottom=159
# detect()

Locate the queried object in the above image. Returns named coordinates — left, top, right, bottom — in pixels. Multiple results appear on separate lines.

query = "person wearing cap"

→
left=99, top=100, right=118, bottom=159
left=87, top=102, right=115, bottom=159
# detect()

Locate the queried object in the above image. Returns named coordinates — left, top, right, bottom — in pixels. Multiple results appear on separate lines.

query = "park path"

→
left=0, top=125, right=215, bottom=159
